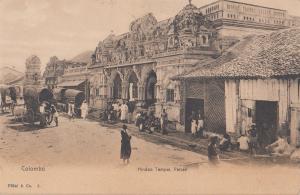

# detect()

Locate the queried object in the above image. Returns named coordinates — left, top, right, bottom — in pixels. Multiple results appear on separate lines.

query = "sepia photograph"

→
left=0, top=0, right=300, bottom=194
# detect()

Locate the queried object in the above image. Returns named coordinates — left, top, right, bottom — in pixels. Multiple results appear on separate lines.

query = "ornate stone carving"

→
left=91, top=2, right=215, bottom=67
left=103, top=68, right=111, bottom=77
left=133, top=65, right=142, bottom=81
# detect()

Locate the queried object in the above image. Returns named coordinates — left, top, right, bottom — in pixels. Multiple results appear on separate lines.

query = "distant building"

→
left=198, top=0, right=300, bottom=51
left=24, top=55, right=42, bottom=87
left=0, top=66, right=23, bottom=84
left=57, top=61, right=89, bottom=96
left=43, top=56, right=66, bottom=89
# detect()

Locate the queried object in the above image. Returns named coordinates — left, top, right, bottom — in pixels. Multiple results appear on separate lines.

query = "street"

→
left=0, top=113, right=300, bottom=194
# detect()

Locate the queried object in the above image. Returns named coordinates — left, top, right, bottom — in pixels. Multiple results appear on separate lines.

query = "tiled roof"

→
left=174, top=28, right=300, bottom=80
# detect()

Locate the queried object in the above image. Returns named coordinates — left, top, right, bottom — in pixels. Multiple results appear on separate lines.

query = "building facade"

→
left=57, top=61, right=89, bottom=99
left=199, top=0, right=300, bottom=51
left=88, top=1, right=299, bottom=131
left=175, top=28, right=300, bottom=146
left=89, top=3, right=220, bottom=130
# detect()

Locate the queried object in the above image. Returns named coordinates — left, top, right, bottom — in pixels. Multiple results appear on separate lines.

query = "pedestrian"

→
left=197, top=113, right=204, bottom=138
left=112, top=101, right=119, bottom=121
left=51, top=105, right=58, bottom=126
left=120, top=124, right=131, bottom=164
left=248, top=123, right=258, bottom=155
left=120, top=101, right=128, bottom=123
left=208, top=136, right=219, bottom=165
left=136, top=111, right=144, bottom=132
left=127, top=100, right=135, bottom=124
left=191, top=111, right=197, bottom=136
left=160, top=109, right=168, bottom=135
left=148, top=111, right=155, bottom=134
left=68, top=103, right=72, bottom=119
left=80, top=100, right=88, bottom=120
left=68, top=103, right=75, bottom=121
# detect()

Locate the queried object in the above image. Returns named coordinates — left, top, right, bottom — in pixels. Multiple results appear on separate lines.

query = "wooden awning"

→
left=64, top=89, right=85, bottom=106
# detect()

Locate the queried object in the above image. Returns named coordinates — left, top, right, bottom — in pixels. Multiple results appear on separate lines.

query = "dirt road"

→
left=0, top=114, right=300, bottom=194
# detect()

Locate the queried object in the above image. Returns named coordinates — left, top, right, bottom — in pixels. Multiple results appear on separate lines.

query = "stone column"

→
left=137, top=82, right=145, bottom=101
left=107, top=83, right=113, bottom=99
left=121, top=81, right=129, bottom=100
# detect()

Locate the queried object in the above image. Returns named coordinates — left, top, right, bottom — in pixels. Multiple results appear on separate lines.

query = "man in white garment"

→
left=80, top=101, right=88, bottom=120
left=237, top=134, right=249, bottom=151
left=120, top=101, right=128, bottom=123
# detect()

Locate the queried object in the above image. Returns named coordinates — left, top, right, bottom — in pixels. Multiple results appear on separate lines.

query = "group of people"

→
left=104, top=100, right=135, bottom=123
left=67, top=101, right=88, bottom=120
left=103, top=99, right=169, bottom=135
left=39, top=101, right=58, bottom=127
left=236, top=124, right=259, bottom=154
left=190, top=111, right=204, bottom=137
left=135, top=108, right=168, bottom=135
left=235, top=123, right=293, bottom=157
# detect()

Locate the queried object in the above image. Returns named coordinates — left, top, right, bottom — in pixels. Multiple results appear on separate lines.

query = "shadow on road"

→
left=6, top=123, right=55, bottom=132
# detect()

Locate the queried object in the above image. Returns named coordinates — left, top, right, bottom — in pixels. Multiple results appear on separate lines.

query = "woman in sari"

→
left=120, top=124, right=131, bottom=164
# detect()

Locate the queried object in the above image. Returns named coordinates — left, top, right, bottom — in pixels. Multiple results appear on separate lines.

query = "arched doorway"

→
left=113, top=73, right=122, bottom=99
left=128, top=72, right=138, bottom=101
left=145, top=70, right=157, bottom=106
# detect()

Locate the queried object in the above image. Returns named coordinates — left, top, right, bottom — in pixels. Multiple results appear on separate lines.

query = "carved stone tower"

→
left=24, top=55, right=42, bottom=86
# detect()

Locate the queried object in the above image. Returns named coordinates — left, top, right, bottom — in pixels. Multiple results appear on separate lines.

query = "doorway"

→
left=128, top=72, right=138, bottom=101
left=145, top=70, right=157, bottom=107
left=113, top=73, right=122, bottom=99
left=185, top=98, right=204, bottom=133
left=255, top=101, right=278, bottom=146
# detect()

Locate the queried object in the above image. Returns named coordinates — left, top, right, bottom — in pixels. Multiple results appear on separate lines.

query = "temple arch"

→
left=128, top=71, right=139, bottom=101
left=112, top=73, right=122, bottom=99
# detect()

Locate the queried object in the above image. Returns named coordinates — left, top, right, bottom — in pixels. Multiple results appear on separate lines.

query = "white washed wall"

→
left=225, top=80, right=238, bottom=133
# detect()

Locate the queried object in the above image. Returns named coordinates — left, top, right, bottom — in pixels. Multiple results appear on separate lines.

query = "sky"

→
left=0, top=0, right=300, bottom=72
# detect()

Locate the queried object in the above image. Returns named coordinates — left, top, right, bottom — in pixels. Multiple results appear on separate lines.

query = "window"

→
left=166, top=89, right=175, bottom=102
left=96, top=88, right=100, bottom=96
